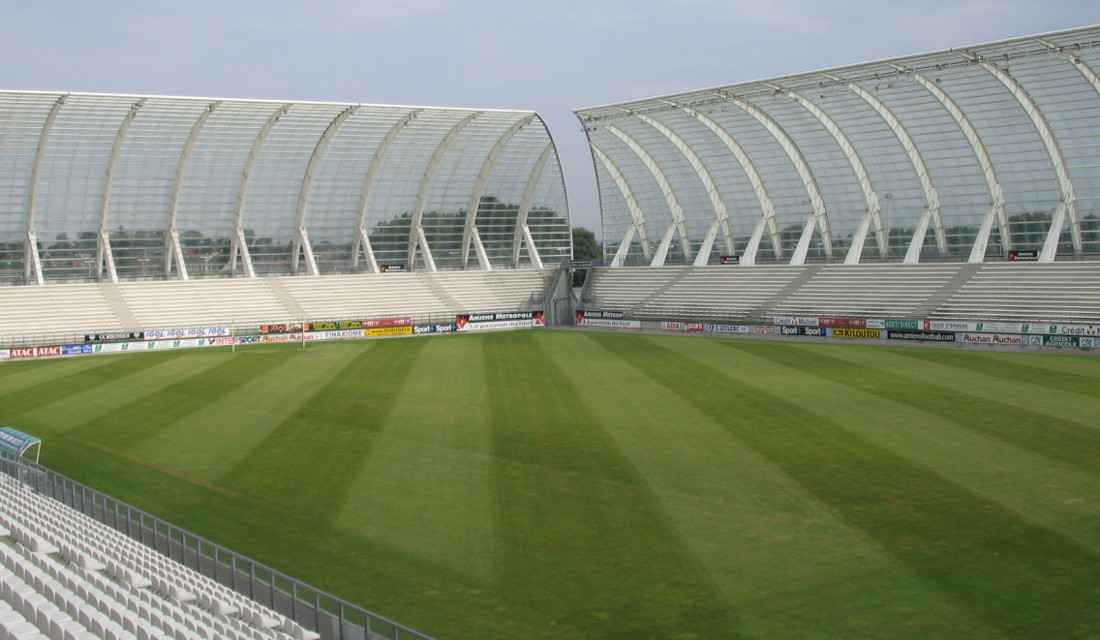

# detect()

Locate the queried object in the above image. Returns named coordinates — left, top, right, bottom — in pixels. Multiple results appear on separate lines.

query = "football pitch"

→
left=1, top=330, right=1099, bottom=639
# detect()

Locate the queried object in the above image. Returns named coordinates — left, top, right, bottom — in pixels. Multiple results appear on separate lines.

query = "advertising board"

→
left=366, top=326, right=414, bottom=337
left=830, top=328, right=882, bottom=339
left=772, top=316, right=819, bottom=326
left=956, top=333, right=1024, bottom=345
left=887, top=330, right=956, bottom=342
left=703, top=323, right=752, bottom=333
left=820, top=318, right=867, bottom=329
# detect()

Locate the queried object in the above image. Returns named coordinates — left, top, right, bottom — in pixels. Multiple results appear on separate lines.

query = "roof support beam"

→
left=353, top=109, right=421, bottom=274
left=590, top=145, right=651, bottom=266
left=293, top=105, right=359, bottom=276
left=634, top=110, right=732, bottom=266
left=960, top=50, right=1079, bottom=261
left=24, top=94, right=66, bottom=285
left=824, top=73, right=944, bottom=264
left=1037, top=38, right=1099, bottom=258
left=769, top=84, right=884, bottom=264
left=96, top=98, right=146, bottom=283
left=512, top=143, right=554, bottom=268
left=717, top=91, right=831, bottom=264
left=461, top=114, right=535, bottom=269
left=229, top=103, right=290, bottom=277
left=672, top=103, right=779, bottom=265
left=888, top=64, right=1008, bottom=262
left=166, top=101, right=220, bottom=280
left=407, top=112, right=480, bottom=271
left=605, top=123, right=692, bottom=266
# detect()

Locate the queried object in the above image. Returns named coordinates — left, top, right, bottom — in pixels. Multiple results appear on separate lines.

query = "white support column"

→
left=605, top=123, right=692, bottom=265
left=521, top=224, right=543, bottom=269
left=167, top=228, right=187, bottom=281
left=470, top=227, right=493, bottom=270
left=634, top=110, right=730, bottom=265
left=651, top=224, right=678, bottom=267
left=294, top=105, right=358, bottom=276
left=512, top=143, right=553, bottom=267
left=694, top=221, right=721, bottom=267
left=353, top=225, right=378, bottom=274
left=24, top=94, right=66, bottom=285
left=96, top=98, right=146, bottom=283
left=24, top=229, right=43, bottom=286
left=95, top=229, right=118, bottom=283
left=823, top=73, right=944, bottom=263
left=414, top=224, right=437, bottom=272
left=407, top=112, right=480, bottom=271
left=230, top=103, right=291, bottom=277
left=166, top=100, right=220, bottom=279
left=461, top=114, right=534, bottom=269
left=719, top=91, right=832, bottom=263
left=887, top=64, right=1008, bottom=263
left=675, top=103, right=780, bottom=265
left=769, top=84, right=883, bottom=264
left=611, top=226, right=637, bottom=267
left=591, top=145, right=651, bottom=263
left=292, top=225, right=319, bottom=276
left=353, top=109, right=420, bottom=272
left=229, top=227, right=255, bottom=278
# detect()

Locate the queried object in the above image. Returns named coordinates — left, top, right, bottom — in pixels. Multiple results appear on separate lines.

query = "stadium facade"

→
left=576, top=25, right=1100, bottom=267
left=0, top=92, right=571, bottom=285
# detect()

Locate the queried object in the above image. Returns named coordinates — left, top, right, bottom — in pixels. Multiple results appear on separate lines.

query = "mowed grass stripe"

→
left=20, top=352, right=238, bottom=435
left=730, top=341, right=1100, bottom=473
left=0, top=356, right=103, bottom=383
left=0, top=351, right=188, bottom=414
left=132, top=344, right=366, bottom=480
left=897, top=347, right=1100, bottom=397
left=887, top=347, right=1100, bottom=426
left=482, top=331, right=746, bottom=640
left=220, top=338, right=428, bottom=525
left=337, top=334, right=495, bottom=582
left=67, top=350, right=298, bottom=450
left=543, top=331, right=995, bottom=639
left=672, top=337, right=1100, bottom=555
left=591, top=333, right=1100, bottom=639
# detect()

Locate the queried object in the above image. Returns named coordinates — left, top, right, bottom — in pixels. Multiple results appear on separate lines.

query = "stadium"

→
left=0, top=23, right=1099, bottom=640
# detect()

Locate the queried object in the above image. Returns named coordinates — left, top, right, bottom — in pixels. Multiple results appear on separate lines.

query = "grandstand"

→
left=572, top=24, right=1100, bottom=330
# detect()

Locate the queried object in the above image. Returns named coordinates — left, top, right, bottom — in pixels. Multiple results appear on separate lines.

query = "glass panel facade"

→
left=0, top=91, right=570, bottom=284
left=577, top=25, right=1100, bottom=265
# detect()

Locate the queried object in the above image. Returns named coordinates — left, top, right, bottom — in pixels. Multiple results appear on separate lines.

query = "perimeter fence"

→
left=0, top=449, right=438, bottom=640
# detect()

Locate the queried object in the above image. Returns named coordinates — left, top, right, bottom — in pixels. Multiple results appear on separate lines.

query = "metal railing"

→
left=0, top=449, right=437, bottom=640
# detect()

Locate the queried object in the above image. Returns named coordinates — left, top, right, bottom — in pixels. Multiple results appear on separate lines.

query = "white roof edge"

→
left=0, top=88, right=538, bottom=116
left=575, top=22, right=1100, bottom=114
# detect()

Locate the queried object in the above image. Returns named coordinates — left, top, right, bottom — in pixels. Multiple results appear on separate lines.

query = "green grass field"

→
left=2, top=330, right=1100, bottom=639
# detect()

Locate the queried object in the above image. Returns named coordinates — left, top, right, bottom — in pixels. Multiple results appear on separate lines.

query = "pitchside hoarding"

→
left=455, top=312, right=544, bottom=331
left=575, top=311, right=640, bottom=328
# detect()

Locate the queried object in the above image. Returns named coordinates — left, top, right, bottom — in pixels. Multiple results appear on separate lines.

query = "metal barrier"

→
left=0, top=449, right=438, bottom=640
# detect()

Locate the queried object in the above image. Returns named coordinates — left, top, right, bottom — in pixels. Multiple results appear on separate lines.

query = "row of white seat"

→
left=0, top=269, right=556, bottom=342
left=0, top=480, right=318, bottom=640
left=586, top=263, right=1100, bottom=323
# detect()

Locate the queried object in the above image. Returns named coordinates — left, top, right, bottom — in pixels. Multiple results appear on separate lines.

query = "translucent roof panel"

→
left=577, top=24, right=1100, bottom=265
left=0, top=91, right=569, bottom=284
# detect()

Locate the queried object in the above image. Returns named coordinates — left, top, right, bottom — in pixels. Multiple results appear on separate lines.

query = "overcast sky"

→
left=2, top=1, right=1097, bottom=236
